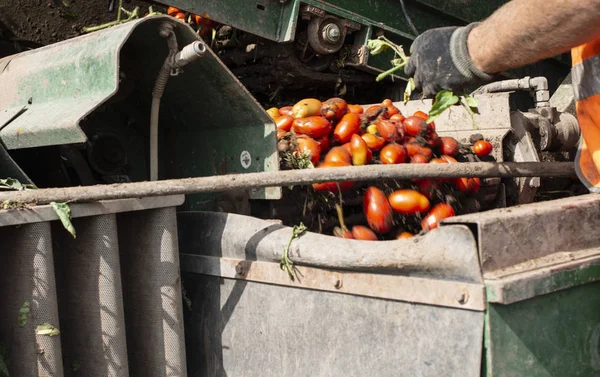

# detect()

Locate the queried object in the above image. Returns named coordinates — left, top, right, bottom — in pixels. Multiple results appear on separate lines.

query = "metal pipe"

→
left=474, top=76, right=550, bottom=107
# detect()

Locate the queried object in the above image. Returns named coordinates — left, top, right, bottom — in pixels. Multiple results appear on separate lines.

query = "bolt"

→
left=235, top=263, right=246, bottom=277
left=456, top=291, right=469, bottom=305
left=322, top=23, right=341, bottom=43
left=333, top=277, right=343, bottom=289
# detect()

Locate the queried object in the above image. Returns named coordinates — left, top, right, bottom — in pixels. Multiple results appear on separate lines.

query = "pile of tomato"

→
left=166, top=6, right=217, bottom=37
left=269, top=97, right=494, bottom=241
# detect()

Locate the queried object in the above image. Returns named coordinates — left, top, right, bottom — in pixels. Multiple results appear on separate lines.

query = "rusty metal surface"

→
left=177, top=211, right=483, bottom=283
left=444, top=193, right=600, bottom=274
left=180, top=255, right=486, bottom=311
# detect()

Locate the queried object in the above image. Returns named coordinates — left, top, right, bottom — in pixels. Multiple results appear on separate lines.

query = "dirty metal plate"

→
left=183, top=273, right=485, bottom=377
left=181, top=255, right=486, bottom=311
left=444, top=193, right=600, bottom=274
left=177, top=211, right=483, bottom=283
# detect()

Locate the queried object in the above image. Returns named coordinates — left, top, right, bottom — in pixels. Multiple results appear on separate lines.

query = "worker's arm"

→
left=405, top=0, right=600, bottom=96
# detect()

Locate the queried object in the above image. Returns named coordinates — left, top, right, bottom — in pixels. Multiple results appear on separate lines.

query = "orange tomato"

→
left=403, top=116, right=428, bottom=136
left=388, top=190, right=430, bottom=214
left=473, top=140, right=493, bottom=156
left=324, top=146, right=352, bottom=165
left=350, top=134, right=372, bottom=166
left=275, top=115, right=293, bottom=131
left=410, top=154, right=429, bottom=164
left=421, top=203, right=455, bottom=231
left=361, top=133, right=386, bottom=151
left=333, top=113, right=361, bottom=144
left=390, top=113, right=406, bottom=123
left=321, top=98, right=348, bottom=121
left=167, top=6, right=181, bottom=15
left=294, top=136, right=321, bottom=166
left=363, top=187, right=394, bottom=234
left=292, top=116, right=332, bottom=138
left=174, top=12, right=186, bottom=20
left=413, top=110, right=429, bottom=121
left=333, top=226, right=354, bottom=239
left=380, top=144, right=407, bottom=164
left=311, top=161, right=354, bottom=192
left=351, top=225, right=378, bottom=241
left=279, top=106, right=293, bottom=116
left=397, top=232, right=414, bottom=240
left=315, top=135, right=330, bottom=153
left=347, top=104, right=365, bottom=114
left=416, top=178, right=440, bottom=199
left=455, top=177, right=481, bottom=194
left=364, top=105, right=386, bottom=121
left=375, top=119, right=400, bottom=142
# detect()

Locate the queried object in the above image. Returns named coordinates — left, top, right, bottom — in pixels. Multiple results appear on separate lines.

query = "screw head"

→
left=322, top=23, right=341, bottom=43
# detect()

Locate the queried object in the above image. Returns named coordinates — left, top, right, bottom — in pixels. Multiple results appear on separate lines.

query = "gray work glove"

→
left=404, top=23, right=495, bottom=97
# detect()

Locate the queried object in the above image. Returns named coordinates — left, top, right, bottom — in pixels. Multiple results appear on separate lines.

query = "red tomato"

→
left=294, top=136, right=321, bottom=165
left=380, top=144, right=407, bottom=164
left=428, top=131, right=441, bottom=149
left=388, top=190, right=430, bottom=214
left=419, top=147, right=433, bottom=161
left=292, top=116, right=332, bottom=138
left=413, top=110, right=429, bottom=120
left=279, top=106, right=293, bottom=116
left=363, top=187, right=394, bottom=234
left=334, top=226, right=354, bottom=239
left=422, top=203, right=455, bottom=230
left=364, top=105, right=386, bottom=121
left=416, top=178, right=440, bottom=199
left=390, top=113, right=406, bottom=123
left=167, top=6, right=181, bottom=15
left=410, top=154, right=429, bottom=164
left=440, top=155, right=458, bottom=164
left=404, top=143, right=421, bottom=157
left=315, top=135, right=330, bottom=153
left=174, top=12, right=186, bottom=20
left=473, top=140, right=493, bottom=156
left=381, top=99, right=400, bottom=116
left=312, top=161, right=353, bottom=192
left=350, top=134, right=372, bottom=166
left=455, top=177, right=481, bottom=194
left=397, top=232, right=414, bottom=240
left=440, top=137, right=459, bottom=156
left=333, top=113, right=361, bottom=144
left=403, top=116, right=428, bottom=136
left=275, top=115, right=293, bottom=131
left=321, top=98, right=348, bottom=121
left=351, top=225, right=378, bottom=241
left=324, top=146, right=352, bottom=165
left=375, top=119, right=399, bottom=142
left=347, top=104, right=365, bottom=114
left=361, top=134, right=386, bottom=151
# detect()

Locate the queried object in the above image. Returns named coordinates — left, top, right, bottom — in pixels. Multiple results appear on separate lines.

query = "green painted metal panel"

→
left=485, top=282, right=600, bottom=377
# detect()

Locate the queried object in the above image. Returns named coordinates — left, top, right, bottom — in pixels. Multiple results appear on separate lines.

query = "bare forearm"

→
left=468, top=0, right=600, bottom=73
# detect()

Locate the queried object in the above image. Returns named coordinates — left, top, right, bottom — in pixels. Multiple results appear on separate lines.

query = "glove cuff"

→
left=450, top=23, right=494, bottom=82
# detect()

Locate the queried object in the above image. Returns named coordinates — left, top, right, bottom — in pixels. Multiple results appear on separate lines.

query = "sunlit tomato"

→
left=403, top=116, right=428, bottom=136
left=312, top=161, right=353, bottom=192
left=388, top=190, right=430, bottom=214
left=351, top=225, right=378, bottom=241
left=363, top=187, right=394, bottom=234
left=279, top=106, right=293, bottom=116
left=410, top=154, right=429, bottom=164
left=292, top=116, right=332, bottom=138
left=167, top=6, right=181, bottom=15
left=321, top=98, right=348, bottom=121
left=404, top=142, right=421, bottom=157
left=333, top=113, right=361, bottom=144
left=364, top=105, right=386, bottom=121
left=421, top=203, right=455, bottom=231
left=347, top=104, right=365, bottom=114
left=294, top=135, right=321, bottom=165
left=455, top=177, right=481, bottom=194
left=429, top=157, right=448, bottom=164
left=292, top=98, right=322, bottom=119
left=390, top=113, right=406, bottom=122
left=324, top=146, right=352, bottom=165
left=274, top=115, right=293, bottom=131
left=416, top=178, right=440, bottom=199
left=174, top=12, right=186, bottom=20
left=266, top=107, right=280, bottom=118
left=380, top=144, right=407, bottom=164
left=440, top=155, right=458, bottom=163
left=361, top=133, right=386, bottom=151
left=440, top=137, right=459, bottom=156
left=413, top=110, right=429, bottom=121
left=350, top=134, right=372, bottom=166
left=397, top=232, right=414, bottom=240
left=375, top=119, right=399, bottom=142
left=315, top=135, right=330, bottom=153
left=381, top=99, right=400, bottom=116
left=473, top=140, right=493, bottom=156
left=341, top=142, right=352, bottom=154
left=366, top=124, right=379, bottom=135
left=334, top=226, right=354, bottom=239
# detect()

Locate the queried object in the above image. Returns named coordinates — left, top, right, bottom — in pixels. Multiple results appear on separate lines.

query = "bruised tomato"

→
left=351, top=225, right=378, bottom=241
left=363, top=187, right=394, bottom=234
left=422, top=203, right=455, bottom=231
left=403, top=116, right=428, bottom=136
left=275, top=115, right=293, bottom=131
left=321, top=98, right=348, bottom=121
left=364, top=105, right=386, bottom=121
left=440, top=137, right=459, bottom=156
left=292, top=98, right=322, bottom=119
left=292, top=116, right=332, bottom=138
left=376, top=119, right=399, bottom=142
left=397, top=232, right=414, bottom=240
left=380, top=144, right=407, bottom=164
left=324, top=146, right=352, bottom=165
left=473, top=140, right=493, bottom=156
left=312, top=161, right=353, bottom=192
left=347, top=104, right=365, bottom=114
left=361, top=134, right=386, bottom=151
left=294, top=136, right=320, bottom=165
left=388, top=190, right=430, bottom=214
left=455, top=177, right=481, bottom=194
left=279, top=106, right=293, bottom=116
left=381, top=99, right=400, bottom=116
left=333, top=113, right=361, bottom=143
left=315, top=135, right=330, bottom=153
left=350, top=134, right=372, bottom=166
left=266, top=107, right=280, bottom=118
left=167, top=6, right=181, bottom=15
left=410, top=154, right=429, bottom=164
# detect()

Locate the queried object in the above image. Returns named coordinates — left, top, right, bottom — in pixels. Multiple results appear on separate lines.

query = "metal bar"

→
left=180, top=254, right=486, bottom=311
left=0, top=162, right=575, bottom=205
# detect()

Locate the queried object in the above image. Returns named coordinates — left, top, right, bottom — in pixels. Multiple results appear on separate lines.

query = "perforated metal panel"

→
left=53, top=214, right=129, bottom=377
left=0, top=222, right=64, bottom=377
left=118, top=207, right=187, bottom=377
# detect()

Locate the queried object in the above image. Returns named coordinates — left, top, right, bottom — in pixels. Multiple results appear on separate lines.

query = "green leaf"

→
left=366, top=39, right=389, bottom=55
left=404, top=78, right=415, bottom=104
left=50, top=202, right=76, bottom=239
left=18, top=301, right=30, bottom=328
left=0, top=344, right=8, bottom=377
left=427, top=90, right=460, bottom=124
left=35, top=323, right=60, bottom=337
left=0, top=178, right=23, bottom=191
left=464, top=95, right=478, bottom=109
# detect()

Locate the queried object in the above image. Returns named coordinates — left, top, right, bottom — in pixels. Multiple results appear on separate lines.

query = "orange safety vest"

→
left=573, top=40, right=600, bottom=192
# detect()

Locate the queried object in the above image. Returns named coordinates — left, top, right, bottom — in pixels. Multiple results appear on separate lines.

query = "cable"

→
left=399, top=0, right=419, bottom=36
